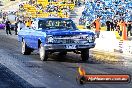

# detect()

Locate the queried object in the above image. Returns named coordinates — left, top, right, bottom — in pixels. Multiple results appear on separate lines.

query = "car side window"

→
left=38, top=20, right=46, bottom=29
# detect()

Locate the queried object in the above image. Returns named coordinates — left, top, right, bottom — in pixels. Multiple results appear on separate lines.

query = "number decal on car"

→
left=66, top=45, right=76, bottom=49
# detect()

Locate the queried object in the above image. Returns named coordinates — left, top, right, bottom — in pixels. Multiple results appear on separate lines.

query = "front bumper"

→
left=44, top=43, right=95, bottom=51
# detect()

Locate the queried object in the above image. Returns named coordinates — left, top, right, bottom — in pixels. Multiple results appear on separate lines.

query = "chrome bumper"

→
left=44, top=43, right=95, bottom=50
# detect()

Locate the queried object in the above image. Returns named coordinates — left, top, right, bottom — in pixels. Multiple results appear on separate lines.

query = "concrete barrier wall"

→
left=95, top=38, right=119, bottom=52
left=95, top=39, right=132, bottom=55
left=122, top=41, right=132, bottom=55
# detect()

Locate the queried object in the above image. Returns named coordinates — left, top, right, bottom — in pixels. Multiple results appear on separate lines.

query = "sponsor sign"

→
left=77, top=66, right=131, bottom=84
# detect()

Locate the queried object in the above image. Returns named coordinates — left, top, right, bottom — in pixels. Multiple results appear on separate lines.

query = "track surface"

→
left=0, top=30, right=132, bottom=88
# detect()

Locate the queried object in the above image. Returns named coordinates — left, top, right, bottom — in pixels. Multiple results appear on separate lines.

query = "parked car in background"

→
left=0, top=21, right=5, bottom=29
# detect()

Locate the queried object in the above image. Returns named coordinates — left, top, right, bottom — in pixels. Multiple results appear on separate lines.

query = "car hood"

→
left=43, top=29, right=95, bottom=36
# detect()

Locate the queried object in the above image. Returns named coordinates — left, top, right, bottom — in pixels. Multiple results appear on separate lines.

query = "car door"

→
left=28, top=28, right=38, bottom=49
left=28, top=20, right=46, bottom=49
left=22, top=27, right=32, bottom=47
left=27, top=21, right=40, bottom=49
left=19, top=27, right=32, bottom=47
left=30, top=28, right=45, bottom=49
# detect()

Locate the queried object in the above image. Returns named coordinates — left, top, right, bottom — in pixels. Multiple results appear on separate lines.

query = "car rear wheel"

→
left=81, top=49, right=89, bottom=61
left=22, top=40, right=31, bottom=55
left=39, top=43, right=48, bottom=61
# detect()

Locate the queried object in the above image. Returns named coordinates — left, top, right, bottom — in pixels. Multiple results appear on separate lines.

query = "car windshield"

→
left=38, top=19, right=75, bottom=30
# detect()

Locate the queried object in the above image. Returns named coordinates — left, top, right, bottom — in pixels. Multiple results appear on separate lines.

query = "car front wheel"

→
left=39, top=44, right=48, bottom=61
left=81, top=49, right=89, bottom=61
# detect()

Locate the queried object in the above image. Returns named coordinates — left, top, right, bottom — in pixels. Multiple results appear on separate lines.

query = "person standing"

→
left=5, top=19, right=11, bottom=35
left=93, top=16, right=101, bottom=38
left=110, top=19, right=114, bottom=31
left=85, top=20, right=91, bottom=29
left=127, top=20, right=132, bottom=36
left=113, top=19, right=118, bottom=31
left=14, top=21, right=18, bottom=35
left=25, top=20, right=31, bottom=27
left=117, top=19, right=122, bottom=36
left=17, top=20, right=25, bottom=32
left=106, top=18, right=111, bottom=31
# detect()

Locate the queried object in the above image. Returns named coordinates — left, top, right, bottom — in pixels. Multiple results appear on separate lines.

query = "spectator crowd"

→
left=80, top=0, right=132, bottom=37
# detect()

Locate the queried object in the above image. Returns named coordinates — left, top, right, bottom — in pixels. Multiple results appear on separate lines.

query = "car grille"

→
left=52, top=35, right=89, bottom=44
left=53, top=39, right=75, bottom=44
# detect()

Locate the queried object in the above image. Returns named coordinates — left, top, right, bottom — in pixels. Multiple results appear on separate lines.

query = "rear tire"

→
left=81, top=49, right=89, bottom=61
left=22, top=40, right=31, bottom=55
left=39, top=43, right=48, bottom=61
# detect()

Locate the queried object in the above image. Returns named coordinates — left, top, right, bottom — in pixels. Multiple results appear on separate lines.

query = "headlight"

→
left=86, top=36, right=90, bottom=40
left=92, top=36, right=96, bottom=42
left=86, top=36, right=95, bottom=42
left=47, top=37, right=54, bottom=43
left=87, top=36, right=92, bottom=42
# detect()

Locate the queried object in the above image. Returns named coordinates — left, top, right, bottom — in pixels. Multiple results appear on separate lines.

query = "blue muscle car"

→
left=18, top=18, right=96, bottom=61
